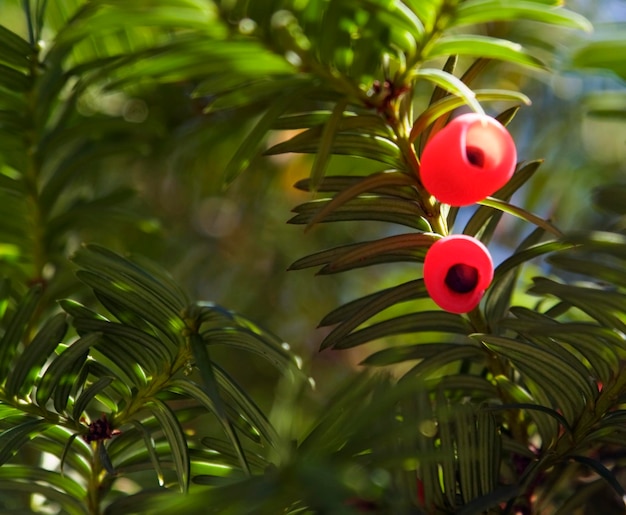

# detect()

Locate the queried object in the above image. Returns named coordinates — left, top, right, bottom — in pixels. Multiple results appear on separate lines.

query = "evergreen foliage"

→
left=0, top=0, right=625, bottom=513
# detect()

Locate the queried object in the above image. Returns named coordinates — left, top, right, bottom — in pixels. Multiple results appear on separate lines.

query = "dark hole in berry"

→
left=466, top=146, right=485, bottom=167
left=445, top=263, right=479, bottom=293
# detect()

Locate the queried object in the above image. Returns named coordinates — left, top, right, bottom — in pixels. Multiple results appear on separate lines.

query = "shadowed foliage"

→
left=0, top=0, right=625, bottom=514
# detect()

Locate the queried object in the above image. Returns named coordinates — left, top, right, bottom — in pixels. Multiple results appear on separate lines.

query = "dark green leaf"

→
left=36, top=333, right=100, bottom=408
left=529, top=277, right=626, bottom=332
left=463, top=161, right=543, bottom=239
left=484, top=403, right=572, bottom=434
left=0, top=25, right=34, bottom=59
left=188, top=333, right=250, bottom=473
left=492, top=240, right=573, bottom=282
left=73, top=244, right=188, bottom=312
left=296, top=171, right=419, bottom=230
left=293, top=174, right=419, bottom=200
left=129, top=420, right=166, bottom=487
left=214, top=364, right=280, bottom=446
left=320, top=280, right=425, bottom=326
left=5, top=312, right=68, bottom=399
left=404, top=344, right=487, bottom=378
left=476, top=197, right=563, bottom=238
left=0, top=64, right=32, bottom=92
left=549, top=253, right=626, bottom=288
left=0, top=419, right=49, bottom=465
left=265, top=131, right=404, bottom=168
left=289, top=196, right=430, bottom=230
left=593, top=184, right=626, bottom=214
left=568, top=456, right=626, bottom=502
left=222, top=96, right=300, bottom=186
left=76, top=271, right=184, bottom=344
left=323, top=310, right=472, bottom=350
left=59, top=432, right=85, bottom=479
left=90, top=339, right=150, bottom=389
left=72, top=376, right=116, bottom=420
left=309, top=99, right=349, bottom=191
left=320, top=280, right=429, bottom=348
left=322, top=233, right=437, bottom=273
left=475, top=334, right=591, bottom=423
left=457, top=485, right=523, bottom=515
left=0, top=284, right=43, bottom=379
left=146, top=399, right=190, bottom=493
left=494, top=374, right=558, bottom=446
left=72, top=318, right=172, bottom=367
left=363, top=342, right=472, bottom=366
left=202, top=327, right=298, bottom=371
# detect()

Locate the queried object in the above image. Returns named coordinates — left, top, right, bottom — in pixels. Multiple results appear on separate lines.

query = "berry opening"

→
left=465, top=146, right=485, bottom=167
left=423, top=234, right=494, bottom=313
left=445, top=263, right=479, bottom=293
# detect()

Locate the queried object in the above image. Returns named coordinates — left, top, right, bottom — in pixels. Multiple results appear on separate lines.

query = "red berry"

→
left=419, top=113, right=517, bottom=206
left=423, top=235, right=494, bottom=314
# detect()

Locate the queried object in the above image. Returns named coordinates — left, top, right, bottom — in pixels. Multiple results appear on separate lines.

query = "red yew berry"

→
left=420, top=113, right=517, bottom=206
left=423, top=235, right=494, bottom=314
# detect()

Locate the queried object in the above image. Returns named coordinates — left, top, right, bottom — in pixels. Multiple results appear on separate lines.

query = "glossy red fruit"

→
left=423, top=235, right=494, bottom=314
left=420, top=113, right=517, bottom=206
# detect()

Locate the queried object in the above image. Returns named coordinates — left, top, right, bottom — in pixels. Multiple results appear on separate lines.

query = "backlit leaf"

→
left=413, top=68, right=485, bottom=117
left=427, top=35, right=544, bottom=69
left=454, top=1, right=592, bottom=32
